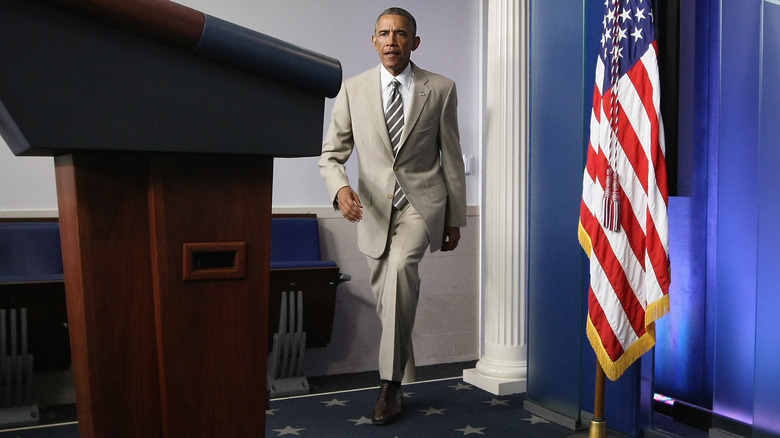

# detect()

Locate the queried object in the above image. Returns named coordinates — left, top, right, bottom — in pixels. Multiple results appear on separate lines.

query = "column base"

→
left=463, top=368, right=527, bottom=396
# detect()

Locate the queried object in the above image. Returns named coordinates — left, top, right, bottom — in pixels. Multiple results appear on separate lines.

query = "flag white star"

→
left=348, top=416, right=373, bottom=425
left=455, top=425, right=486, bottom=435
left=321, top=398, right=348, bottom=407
left=419, top=406, right=447, bottom=416
left=449, top=383, right=473, bottom=391
left=483, top=398, right=509, bottom=407
left=403, top=391, right=414, bottom=398
left=616, top=25, right=628, bottom=43
left=266, top=408, right=280, bottom=416
left=615, top=45, right=625, bottom=60
left=631, top=27, right=643, bottom=42
left=620, top=8, right=632, bottom=22
left=606, top=6, right=616, bottom=24
left=635, top=7, right=647, bottom=22
left=271, top=425, right=305, bottom=436
left=523, top=415, right=550, bottom=425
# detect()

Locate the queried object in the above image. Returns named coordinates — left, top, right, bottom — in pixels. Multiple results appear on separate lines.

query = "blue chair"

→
left=268, top=216, right=348, bottom=350
left=267, top=216, right=348, bottom=397
left=0, top=222, right=63, bottom=284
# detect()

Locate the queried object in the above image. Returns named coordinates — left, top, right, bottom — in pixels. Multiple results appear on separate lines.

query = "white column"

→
left=463, top=0, right=528, bottom=396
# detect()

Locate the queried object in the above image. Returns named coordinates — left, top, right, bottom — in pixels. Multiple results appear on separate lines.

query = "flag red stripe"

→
left=615, top=101, right=649, bottom=195
left=580, top=197, right=647, bottom=340
left=580, top=202, right=629, bottom=361
left=646, top=218, right=671, bottom=290
left=617, top=179, right=647, bottom=271
left=588, top=285, right=625, bottom=361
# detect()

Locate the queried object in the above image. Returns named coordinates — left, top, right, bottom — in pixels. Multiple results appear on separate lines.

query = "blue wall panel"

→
left=526, top=0, right=586, bottom=422
left=653, top=0, right=713, bottom=410
left=714, top=0, right=761, bottom=425
left=753, top=2, right=780, bottom=436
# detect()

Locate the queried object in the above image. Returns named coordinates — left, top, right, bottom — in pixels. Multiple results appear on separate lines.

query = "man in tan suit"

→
left=319, top=7, right=466, bottom=425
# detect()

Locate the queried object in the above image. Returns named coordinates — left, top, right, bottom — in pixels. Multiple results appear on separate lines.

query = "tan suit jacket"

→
left=320, top=63, right=467, bottom=258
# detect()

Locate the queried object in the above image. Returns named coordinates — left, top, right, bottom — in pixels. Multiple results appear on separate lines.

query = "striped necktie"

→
left=385, top=79, right=407, bottom=209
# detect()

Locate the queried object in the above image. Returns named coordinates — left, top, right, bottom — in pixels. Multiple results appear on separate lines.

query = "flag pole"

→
left=589, top=362, right=607, bottom=438
left=567, top=362, right=613, bottom=438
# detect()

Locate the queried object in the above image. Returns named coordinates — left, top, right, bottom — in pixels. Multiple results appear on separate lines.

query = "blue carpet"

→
left=0, top=377, right=582, bottom=437
left=0, top=423, right=78, bottom=438
left=266, top=377, right=577, bottom=437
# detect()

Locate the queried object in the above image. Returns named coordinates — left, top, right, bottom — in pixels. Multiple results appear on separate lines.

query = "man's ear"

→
left=412, top=36, right=421, bottom=51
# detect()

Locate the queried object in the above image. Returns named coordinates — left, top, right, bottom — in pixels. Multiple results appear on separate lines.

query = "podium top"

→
left=0, top=0, right=342, bottom=157
left=37, top=0, right=342, bottom=98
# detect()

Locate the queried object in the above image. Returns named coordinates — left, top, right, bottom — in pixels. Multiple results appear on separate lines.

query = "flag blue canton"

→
left=600, top=0, right=656, bottom=91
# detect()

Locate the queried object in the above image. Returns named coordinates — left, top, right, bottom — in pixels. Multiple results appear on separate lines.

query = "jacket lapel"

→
left=398, top=63, right=430, bottom=151
left=365, top=66, right=395, bottom=155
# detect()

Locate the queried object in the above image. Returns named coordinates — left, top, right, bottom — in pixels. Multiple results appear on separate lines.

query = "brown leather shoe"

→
left=372, top=381, right=402, bottom=425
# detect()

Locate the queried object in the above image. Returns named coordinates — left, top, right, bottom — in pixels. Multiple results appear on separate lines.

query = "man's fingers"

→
left=337, top=188, right=362, bottom=222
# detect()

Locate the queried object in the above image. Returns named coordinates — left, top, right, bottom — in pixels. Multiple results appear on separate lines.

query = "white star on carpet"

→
left=483, top=398, right=509, bottom=406
left=266, top=408, right=280, bottom=415
left=523, top=415, right=551, bottom=424
left=321, top=398, right=348, bottom=407
left=419, top=406, right=447, bottom=416
left=455, top=425, right=486, bottom=435
left=449, top=382, right=473, bottom=391
left=348, top=416, right=373, bottom=425
left=271, top=425, right=305, bottom=436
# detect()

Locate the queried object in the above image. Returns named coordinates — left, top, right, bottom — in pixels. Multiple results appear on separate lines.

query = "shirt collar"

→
left=380, top=63, right=413, bottom=91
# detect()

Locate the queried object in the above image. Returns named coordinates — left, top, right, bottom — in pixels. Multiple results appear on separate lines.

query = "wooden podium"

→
left=0, top=0, right=341, bottom=436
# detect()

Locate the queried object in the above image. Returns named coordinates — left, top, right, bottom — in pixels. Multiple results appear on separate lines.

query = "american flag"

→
left=578, top=0, right=671, bottom=381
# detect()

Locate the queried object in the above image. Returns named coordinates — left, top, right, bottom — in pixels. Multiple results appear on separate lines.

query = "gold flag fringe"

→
left=578, top=221, right=593, bottom=258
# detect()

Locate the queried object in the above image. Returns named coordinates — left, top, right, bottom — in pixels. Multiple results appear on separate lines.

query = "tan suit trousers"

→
left=366, top=202, right=430, bottom=382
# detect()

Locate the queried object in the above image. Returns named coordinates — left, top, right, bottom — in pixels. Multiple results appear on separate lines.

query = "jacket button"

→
left=393, top=166, right=399, bottom=171
left=387, top=194, right=393, bottom=199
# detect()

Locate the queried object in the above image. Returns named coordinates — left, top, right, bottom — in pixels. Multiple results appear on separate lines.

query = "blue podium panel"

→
left=753, top=2, right=780, bottom=436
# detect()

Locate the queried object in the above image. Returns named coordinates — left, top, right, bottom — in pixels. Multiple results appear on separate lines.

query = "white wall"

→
left=0, top=0, right=483, bottom=214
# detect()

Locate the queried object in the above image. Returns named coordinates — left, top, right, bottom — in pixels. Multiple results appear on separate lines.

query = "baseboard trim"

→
left=522, top=399, right=584, bottom=431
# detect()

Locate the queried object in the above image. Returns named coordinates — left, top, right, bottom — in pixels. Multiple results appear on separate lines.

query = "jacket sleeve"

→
left=439, top=81, right=468, bottom=228
left=319, top=82, right=354, bottom=207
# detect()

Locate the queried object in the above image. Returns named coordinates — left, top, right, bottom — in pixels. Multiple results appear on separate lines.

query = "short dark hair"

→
left=375, top=7, right=417, bottom=36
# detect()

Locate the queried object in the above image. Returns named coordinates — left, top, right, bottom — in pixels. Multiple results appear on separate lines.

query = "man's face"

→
left=372, top=14, right=420, bottom=76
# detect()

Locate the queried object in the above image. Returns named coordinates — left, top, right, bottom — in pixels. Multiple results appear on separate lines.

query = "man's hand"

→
left=337, top=186, right=363, bottom=222
left=441, top=227, right=460, bottom=251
